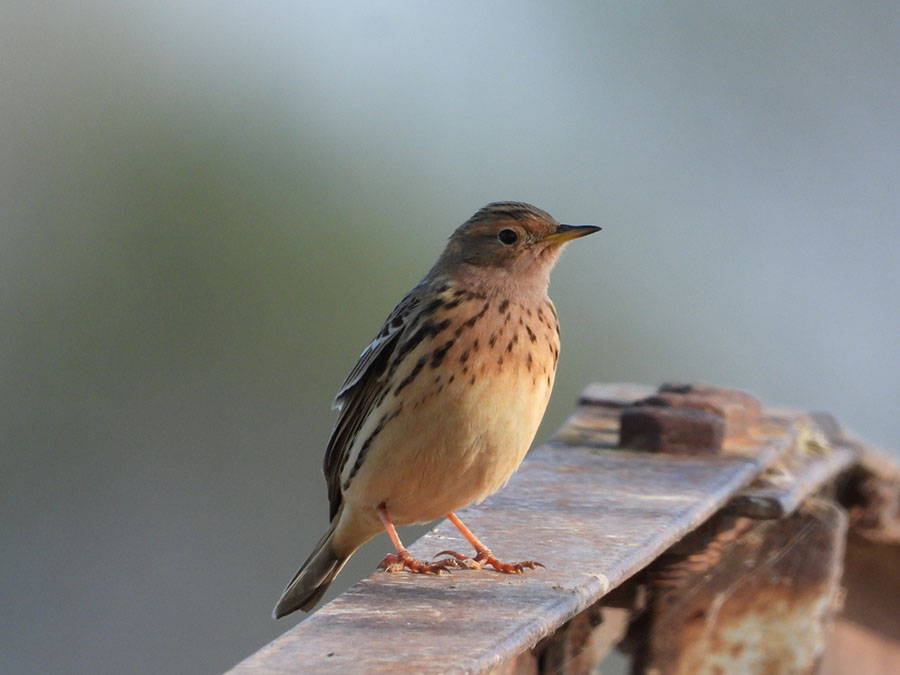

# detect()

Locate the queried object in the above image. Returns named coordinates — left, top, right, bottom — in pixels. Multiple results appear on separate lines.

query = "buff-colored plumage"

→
left=273, top=202, right=599, bottom=618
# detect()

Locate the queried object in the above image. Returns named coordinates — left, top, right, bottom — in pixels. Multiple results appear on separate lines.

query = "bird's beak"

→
left=541, top=224, right=602, bottom=244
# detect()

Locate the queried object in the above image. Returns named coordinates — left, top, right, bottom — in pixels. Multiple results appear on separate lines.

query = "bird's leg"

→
left=375, top=506, right=455, bottom=574
left=435, top=511, right=544, bottom=573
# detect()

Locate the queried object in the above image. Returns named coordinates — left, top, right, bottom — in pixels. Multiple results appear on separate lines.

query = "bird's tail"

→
left=272, top=521, right=348, bottom=619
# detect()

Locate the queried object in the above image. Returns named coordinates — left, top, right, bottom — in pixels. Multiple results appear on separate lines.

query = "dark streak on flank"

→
left=394, top=354, right=428, bottom=396
left=497, top=355, right=504, bottom=365
left=420, top=297, right=444, bottom=317
left=454, top=303, right=489, bottom=338
left=473, top=338, right=479, bottom=351
left=392, top=318, right=452, bottom=374
left=345, top=403, right=404, bottom=487
left=527, top=352, right=533, bottom=370
left=459, top=350, right=470, bottom=363
left=489, top=333, right=498, bottom=348
left=469, top=375, right=476, bottom=385
left=430, top=337, right=457, bottom=368
left=506, top=338, right=514, bottom=353
left=374, top=385, right=390, bottom=409
left=546, top=300, right=558, bottom=321
left=498, top=299, right=510, bottom=313
left=465, top=302, right=491, bottom=328
left=526, top=325, right=537, bottom=343
left=453, top=303, right=487, bottom=336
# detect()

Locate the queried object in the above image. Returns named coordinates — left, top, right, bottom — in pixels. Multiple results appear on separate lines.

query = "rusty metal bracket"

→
left=632, top=499, right=846, bottom=675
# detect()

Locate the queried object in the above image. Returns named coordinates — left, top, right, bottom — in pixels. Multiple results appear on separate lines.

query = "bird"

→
left=273, top=202, right=600, bottom=618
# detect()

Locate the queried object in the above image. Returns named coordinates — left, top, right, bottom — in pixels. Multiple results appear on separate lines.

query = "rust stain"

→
left=638, top=500, right=846, bottom=675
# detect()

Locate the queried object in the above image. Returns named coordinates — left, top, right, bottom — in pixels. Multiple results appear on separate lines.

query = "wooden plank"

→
left=229, top=384, right=837, bottom=674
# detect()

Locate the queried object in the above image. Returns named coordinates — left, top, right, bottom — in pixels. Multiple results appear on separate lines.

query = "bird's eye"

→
left=497, top=229, right=519, bottom=245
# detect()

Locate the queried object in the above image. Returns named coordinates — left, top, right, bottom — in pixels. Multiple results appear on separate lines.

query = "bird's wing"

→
left=323, top=289, right=422, bottom=520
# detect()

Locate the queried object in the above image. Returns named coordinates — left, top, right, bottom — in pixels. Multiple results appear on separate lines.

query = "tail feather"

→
left=273, top=522, right=348, bottom=619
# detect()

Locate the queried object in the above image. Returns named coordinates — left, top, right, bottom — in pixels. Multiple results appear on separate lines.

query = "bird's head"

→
left=434, top=202, right=600, bottom=295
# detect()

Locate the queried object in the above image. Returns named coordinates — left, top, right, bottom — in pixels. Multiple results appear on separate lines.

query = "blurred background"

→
left=2, top=2, right=898, bottom=673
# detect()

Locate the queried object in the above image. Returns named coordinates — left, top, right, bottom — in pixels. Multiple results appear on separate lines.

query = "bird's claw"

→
left=377, top=550, right=453, bottom=574
left=432, top=549, right=480, bottom=569
left=432, top=548, right=544, bottom=573
left=483, top=557, right=545, bottom=574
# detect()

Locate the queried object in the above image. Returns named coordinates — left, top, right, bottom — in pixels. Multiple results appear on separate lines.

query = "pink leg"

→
left=435, top=512, right=544, bottom=573
left=375, top=506, right=456, bottom=574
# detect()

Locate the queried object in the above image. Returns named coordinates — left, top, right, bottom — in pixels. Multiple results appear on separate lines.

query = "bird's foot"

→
left=434, top=548, right=544, bottom=574
left=378, top=548, right=454, bottom=574
left=431, top=550, right=480, bottom=569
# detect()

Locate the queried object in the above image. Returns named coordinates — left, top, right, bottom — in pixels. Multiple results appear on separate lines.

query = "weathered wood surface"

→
left=229, top=384, right=862, bottom=674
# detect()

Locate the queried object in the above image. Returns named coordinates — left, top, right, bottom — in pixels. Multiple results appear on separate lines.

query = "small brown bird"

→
left=273, top=202, right=600, bottom=618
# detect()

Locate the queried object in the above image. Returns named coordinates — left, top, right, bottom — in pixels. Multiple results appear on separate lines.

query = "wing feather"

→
left=322, top=290, right=422, bottom=519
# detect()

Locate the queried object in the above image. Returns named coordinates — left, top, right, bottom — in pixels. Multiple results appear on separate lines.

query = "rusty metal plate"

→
left=727, top=445, right=856, bottom=519
left=638, top=500, right=847, bottom=675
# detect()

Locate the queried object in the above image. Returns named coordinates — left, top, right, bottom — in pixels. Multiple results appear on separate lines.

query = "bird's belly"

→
left=343, top=344, right=555, bottom=525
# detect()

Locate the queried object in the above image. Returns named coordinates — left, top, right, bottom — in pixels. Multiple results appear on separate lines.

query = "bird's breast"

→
left=341, top=293, right=562, bottom=524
